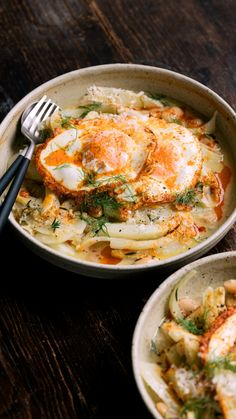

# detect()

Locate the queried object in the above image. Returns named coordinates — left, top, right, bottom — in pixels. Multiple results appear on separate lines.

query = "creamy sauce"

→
left=100, top=246, right=121, bottom=265
left=215, top=165, right=232, bottom=220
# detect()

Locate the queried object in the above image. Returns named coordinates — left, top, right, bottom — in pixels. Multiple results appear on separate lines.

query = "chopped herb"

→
left=122, top=183, right=137, bottom=203
left=180, top=397, right=221, bottom=418
left=84, top=174, right=137, bottom=203
left=205, top=356, right=236, bottom=378
left=53, top=164, right=71, bottom=170
left=102, top=174, right=126, bottom=184
left=147, top=213, right=160, bottom=222
left=80, top=191, right=122, bottom=227
left=26, top=199, right=32, bottom=208
left=171, top=118, right=182, bottom=125
left=147, top=214, right=152, bottom=222
left=39, top=127, right=53, bottom=141
left=148, top=93, right=165, bottom=101
left=176, top=188, right=198, bottom=206
left=51, top=218, right=61, bottom=232
left=78, top=102, right=101, bottom=118
left=125, top=252, right=136, bottom=255
left=80, top=192, right=122, bottom=234
left=61, top=116, right=77, bottom=129
left=86, top=172, right=97, bottom=186
left=83, top=192, right=121, bottom=214
left=177, top=317, right=204, bottom=335
left=147, top=93, right=172, bottom=106
left=85, top=173, right=126, bottom=187
left=175, top=287, right=179, bottom=301
left=81, top=213, right=109, bottom=236
left=150, top=339, right=158, bottom=355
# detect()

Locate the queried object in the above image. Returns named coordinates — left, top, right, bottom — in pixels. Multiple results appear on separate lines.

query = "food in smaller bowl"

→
left=141, top=272, right=236, bottom=418
left=12, top=86, right=233, bottom=266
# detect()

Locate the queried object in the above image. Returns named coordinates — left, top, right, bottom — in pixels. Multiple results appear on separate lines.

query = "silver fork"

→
left=0, top=95, right=59, bottom=233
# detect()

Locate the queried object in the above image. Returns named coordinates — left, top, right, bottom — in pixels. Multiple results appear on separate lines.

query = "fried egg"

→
left=200, top=307, right=236, bottom=362
left=213, top=371, right=236, bottom=419
left=132, top=118, right=202, bottom=203
left=36, top=113, right=202, bottom=205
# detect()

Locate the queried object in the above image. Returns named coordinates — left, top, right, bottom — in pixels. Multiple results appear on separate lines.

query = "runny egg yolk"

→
left=45, top=149, right=74, bottom=166
left=82, top=129, right=135, bottom=174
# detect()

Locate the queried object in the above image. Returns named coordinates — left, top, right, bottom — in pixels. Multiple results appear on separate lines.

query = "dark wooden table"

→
left=0, top=1, right=236, bottom=418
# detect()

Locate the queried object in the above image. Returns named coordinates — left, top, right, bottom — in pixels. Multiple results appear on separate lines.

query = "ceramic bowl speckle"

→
left=132, top=251, right=236, bottom=418
left=1, top=64, right=236, bottom=278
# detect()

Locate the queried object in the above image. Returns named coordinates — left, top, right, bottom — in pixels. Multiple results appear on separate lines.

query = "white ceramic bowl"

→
left=132, top=250, right=236, bottom=418
left=1, top=64, right=236, bottom=278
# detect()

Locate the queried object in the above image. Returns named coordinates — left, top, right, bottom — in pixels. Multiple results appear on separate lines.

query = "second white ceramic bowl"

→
left=132, top=251, right=236, bottom=418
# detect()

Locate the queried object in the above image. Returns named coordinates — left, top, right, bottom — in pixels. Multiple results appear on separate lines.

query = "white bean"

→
left=224, top=279, right=236, bottom=294
left=178, top=297, right=199, bottom=316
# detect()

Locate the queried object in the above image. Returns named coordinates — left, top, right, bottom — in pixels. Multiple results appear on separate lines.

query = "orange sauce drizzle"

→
left=215, top=165, right=232, bottom=220
left=100, top=246, right=121, bottom=265
left=198, top=226, right=206, bottom=232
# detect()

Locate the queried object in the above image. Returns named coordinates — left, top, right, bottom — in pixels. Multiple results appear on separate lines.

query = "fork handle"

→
left=0, top=157, right=31, bottom=233
left=0, top=152, right=27, bottom=195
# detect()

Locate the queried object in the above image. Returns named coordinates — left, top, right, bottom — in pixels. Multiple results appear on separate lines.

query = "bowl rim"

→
left=1, top=63, right=236, bottom=272
left=131, top=250, right=236, bottom=418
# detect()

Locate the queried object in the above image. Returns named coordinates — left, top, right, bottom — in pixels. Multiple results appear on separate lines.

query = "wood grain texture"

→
left=0, top=0, right=236, bottom=417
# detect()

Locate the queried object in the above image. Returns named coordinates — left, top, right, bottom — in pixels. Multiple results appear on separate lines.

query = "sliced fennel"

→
left=169, top=270, right=197, bottom=321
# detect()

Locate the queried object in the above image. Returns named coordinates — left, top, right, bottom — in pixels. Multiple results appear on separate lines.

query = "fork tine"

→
left=23, top=95, right=47, bottom=128
left=42, top=103, right=59, bottom=122
left=28, top=99, right=52, bottom=134
left=34, top=103, right=59, bottom=137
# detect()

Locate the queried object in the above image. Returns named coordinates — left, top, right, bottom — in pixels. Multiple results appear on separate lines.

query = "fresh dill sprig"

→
left=102, top=174, right=126, bottom=184
left=180, top=396, right=221, bottom=418
left=176, top=182, right=204, bottom=207
left=80, top=192, right=121, bottom=227
left=85, top=174, right=127, bottom=187
left=175, top=287, right=179, bottom=301
left=147, top=213, right=160, bottom=222
left=177, top=317, right=204, bottom=335
left=78, top=102, right=101, bottom=118
left=205, top=356, right=236, bottom=378
left=86, top=172, right=97, bottom=186
left=176, top=188, right=198, bottom=206
left=88, top=192, right=121, bottom=214
left=148, top=93, right=181, bottom=107
left=148, top=93, right=171, bottom=106
left=81, top=213, right=109, bottom=236
left=84, top=174, right=137, bottom=204
left=171, top=118, right=183, bottom=125
left=51, top=218, right=61, bottom=232
left=53, top=164, right=71, bottom=170
left=39, top=127, right=53, bottom=141
left=122, top=183, right=137, bottom=203
left=61, top=116, right=77, bottom=129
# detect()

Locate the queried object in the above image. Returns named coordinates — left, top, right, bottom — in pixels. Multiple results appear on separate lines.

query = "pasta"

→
left=13, top=87, right=232, bottom=265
